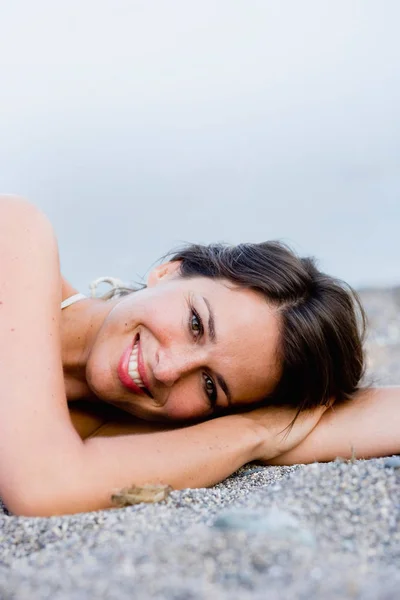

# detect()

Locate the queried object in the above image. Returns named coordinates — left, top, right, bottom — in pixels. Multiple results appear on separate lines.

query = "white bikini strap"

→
left=61, top=293, right=87, bottom=310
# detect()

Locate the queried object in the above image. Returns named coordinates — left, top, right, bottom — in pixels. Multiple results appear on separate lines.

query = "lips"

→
left=117, top=334, right=152, bottom=397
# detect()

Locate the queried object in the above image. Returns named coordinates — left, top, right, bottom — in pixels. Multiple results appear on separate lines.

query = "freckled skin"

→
left=84, top=264, right=282, bottom=423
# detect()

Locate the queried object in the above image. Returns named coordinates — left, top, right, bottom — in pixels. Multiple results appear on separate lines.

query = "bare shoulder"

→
left=1, top=193, right=43, bottom=214
left=0, top=195, right=58, bottom=288
left=0, top=194, right=54, bottom=236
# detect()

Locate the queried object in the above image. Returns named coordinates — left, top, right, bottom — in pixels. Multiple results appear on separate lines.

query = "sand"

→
left=0, top=287, right=399, bottom=599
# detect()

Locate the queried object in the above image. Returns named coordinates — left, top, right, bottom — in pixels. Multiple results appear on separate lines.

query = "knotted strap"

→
left=60, top=293, right=87, bottom=310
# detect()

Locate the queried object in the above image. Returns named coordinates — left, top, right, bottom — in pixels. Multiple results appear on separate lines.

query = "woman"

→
left=0, top=196, right=398, bottom=517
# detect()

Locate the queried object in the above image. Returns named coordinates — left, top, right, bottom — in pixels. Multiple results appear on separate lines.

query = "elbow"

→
left=2, top=468, right=85, bottom=517
left=3, top=490, right=63, bottom=517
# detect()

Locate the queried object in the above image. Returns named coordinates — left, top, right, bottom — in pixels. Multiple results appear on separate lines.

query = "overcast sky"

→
left=1, top=0, right=399, bottom=291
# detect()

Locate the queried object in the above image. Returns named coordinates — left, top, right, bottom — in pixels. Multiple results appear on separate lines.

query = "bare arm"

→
left=268, top=387, right=400, bottom=465
left=0, top=196, right=85, bottom=513
left=43, top=404, right=327, bottom=516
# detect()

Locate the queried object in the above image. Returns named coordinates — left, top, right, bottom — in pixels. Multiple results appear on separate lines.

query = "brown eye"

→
left=191, top=313, right=201, bottom=333
left=203, top=373, right=217, bottom=406
left=189, top=308, right=203, bottom=339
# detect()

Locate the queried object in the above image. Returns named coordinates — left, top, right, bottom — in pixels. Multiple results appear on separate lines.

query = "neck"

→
left=61, top=297, right=118, bottom=400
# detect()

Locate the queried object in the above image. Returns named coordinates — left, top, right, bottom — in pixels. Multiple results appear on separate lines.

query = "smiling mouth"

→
left=128, top=338, right=147, bottom=389
left=118, top=334, right=153, bottom=398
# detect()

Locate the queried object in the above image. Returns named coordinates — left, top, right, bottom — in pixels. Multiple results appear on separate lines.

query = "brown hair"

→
left=169, top=241, right=366, bottom=413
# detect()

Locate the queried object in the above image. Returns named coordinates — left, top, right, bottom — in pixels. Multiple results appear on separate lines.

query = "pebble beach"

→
left=1, top=287, right=399, bottom=600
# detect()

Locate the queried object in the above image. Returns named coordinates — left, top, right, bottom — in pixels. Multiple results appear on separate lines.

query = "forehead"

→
left=183, top=277, right=282, bottom=404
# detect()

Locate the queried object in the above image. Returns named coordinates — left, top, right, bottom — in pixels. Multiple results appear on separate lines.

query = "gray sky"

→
left=1, top=0, right=399, bottom=291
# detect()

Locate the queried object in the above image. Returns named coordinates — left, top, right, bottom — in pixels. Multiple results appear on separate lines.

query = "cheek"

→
left=137, top=298, right=182, bottom=343
left=164, top=382, right=208, bottom=420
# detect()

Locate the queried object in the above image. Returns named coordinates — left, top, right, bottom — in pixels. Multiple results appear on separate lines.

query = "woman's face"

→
left=86, top=263, right=282, bottom=421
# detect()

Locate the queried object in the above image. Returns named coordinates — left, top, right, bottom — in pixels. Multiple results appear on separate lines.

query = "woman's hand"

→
left=268, top=387, right=400, bottom=466
left=243, top=403, right=330, bottom=462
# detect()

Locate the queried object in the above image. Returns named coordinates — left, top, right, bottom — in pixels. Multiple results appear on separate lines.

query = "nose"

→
left=153, top=347, right=205, bottom=387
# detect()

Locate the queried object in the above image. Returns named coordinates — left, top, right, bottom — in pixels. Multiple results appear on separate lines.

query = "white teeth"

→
left=128, top=341, right=145, bottom=387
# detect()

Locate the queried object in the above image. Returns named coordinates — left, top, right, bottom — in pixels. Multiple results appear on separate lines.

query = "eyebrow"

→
left=202, top=296, right=216, bottom=342
left=216, top=374, right=232, bottom=406
left=202, top=296, right=232, bottom=406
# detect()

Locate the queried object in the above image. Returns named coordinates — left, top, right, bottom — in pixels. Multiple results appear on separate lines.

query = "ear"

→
left=147, top=261, right=182, bottom=287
